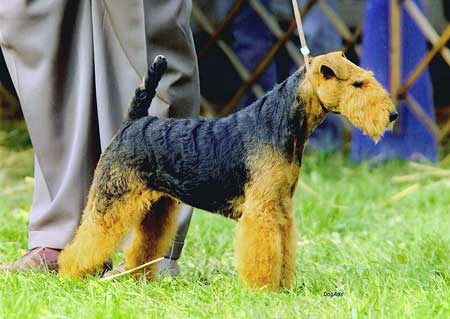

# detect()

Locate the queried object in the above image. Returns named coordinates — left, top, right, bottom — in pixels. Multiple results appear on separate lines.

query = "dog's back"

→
left=114, top=114, right=248, bottom=215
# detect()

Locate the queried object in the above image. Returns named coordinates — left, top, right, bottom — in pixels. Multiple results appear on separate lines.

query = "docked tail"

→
left=127, top=55, right=167, bottom=120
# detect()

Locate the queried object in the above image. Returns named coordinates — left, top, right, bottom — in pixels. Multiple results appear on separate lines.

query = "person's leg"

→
left=0, top=1, right=100, bottom=253
left=0, top=0, right=149, bottom=271
left=143, top=0, right=200, bottom=264
left=90, top=0, right=147, bottom=149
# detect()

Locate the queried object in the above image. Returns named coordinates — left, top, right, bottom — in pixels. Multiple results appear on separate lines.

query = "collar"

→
left=320, top=103, right=341, bottom=115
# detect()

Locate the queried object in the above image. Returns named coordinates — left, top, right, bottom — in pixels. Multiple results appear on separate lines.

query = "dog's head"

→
left=305, top=51, right=397, bottom=142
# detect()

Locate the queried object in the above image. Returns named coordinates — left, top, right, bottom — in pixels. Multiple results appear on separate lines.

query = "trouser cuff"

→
left=164, top=240, right=185, bottom=260
left=28, top=230, right=75, bottom=250
left=164, top=205, right=193, bottom=260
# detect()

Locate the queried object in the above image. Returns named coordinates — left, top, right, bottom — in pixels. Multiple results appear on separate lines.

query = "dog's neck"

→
left=297, top=78, right=327, bottom=137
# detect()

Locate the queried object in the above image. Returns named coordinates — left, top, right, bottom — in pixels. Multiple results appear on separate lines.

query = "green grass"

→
left=0, top=139, right=449, bottom=318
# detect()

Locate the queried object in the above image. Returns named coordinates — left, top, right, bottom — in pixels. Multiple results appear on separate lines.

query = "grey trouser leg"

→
left=0, top=0, right=199, bottom=254
left=143, top=0, right=200, bottom=260
left=0, top=0, right=123, bottom=249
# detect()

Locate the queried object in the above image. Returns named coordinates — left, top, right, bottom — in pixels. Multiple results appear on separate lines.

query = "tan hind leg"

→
left=59, top=173, right=161, bottom=278
left=124, top=195, right=180, bottom=279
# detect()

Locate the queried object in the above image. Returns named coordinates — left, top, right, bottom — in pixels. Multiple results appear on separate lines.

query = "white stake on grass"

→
left=100, top=257, right=164, bottom=281
left=388, top=183, right=420, bottom=201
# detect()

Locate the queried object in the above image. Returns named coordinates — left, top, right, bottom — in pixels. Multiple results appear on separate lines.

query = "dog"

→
left=59, top=52, right=397, bottom=290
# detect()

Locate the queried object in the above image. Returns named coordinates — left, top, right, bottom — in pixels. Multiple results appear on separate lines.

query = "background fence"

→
left=191, top=0, right=450, bottom=147
left=1, top=0, right=449, bottom=151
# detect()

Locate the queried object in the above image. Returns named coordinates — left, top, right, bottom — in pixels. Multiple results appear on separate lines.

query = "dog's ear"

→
left=319, top=52, right=349, bottom=80
left=320, top=65, right=336, bottom=79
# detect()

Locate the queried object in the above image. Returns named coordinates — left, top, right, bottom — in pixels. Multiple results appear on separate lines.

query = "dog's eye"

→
left=352, top=81, right=363, bottom=88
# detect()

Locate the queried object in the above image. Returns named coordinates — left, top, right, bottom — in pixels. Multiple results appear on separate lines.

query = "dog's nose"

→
left=389, top=111, right=398, bottom=122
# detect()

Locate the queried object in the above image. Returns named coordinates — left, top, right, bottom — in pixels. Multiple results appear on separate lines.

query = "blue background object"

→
left=217, top=0, right=278, bottom=107
left=351, top=0, right=438, bottom=162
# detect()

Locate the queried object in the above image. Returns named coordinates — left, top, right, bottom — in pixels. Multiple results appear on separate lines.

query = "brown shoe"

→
left=156, top=258, right=180, bottom=277
left=0, top=247, right=61, bottom=272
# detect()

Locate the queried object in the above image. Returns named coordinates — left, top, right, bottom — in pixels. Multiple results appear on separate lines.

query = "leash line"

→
left=291, top=0, right=310, bottom=71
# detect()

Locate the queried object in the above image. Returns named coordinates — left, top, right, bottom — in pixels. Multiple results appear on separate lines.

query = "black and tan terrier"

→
left=59, top=52, right=397, bottom=290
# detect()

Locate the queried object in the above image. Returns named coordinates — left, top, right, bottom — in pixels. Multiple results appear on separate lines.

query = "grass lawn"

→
left=0, top=128, right=449, bottom=318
